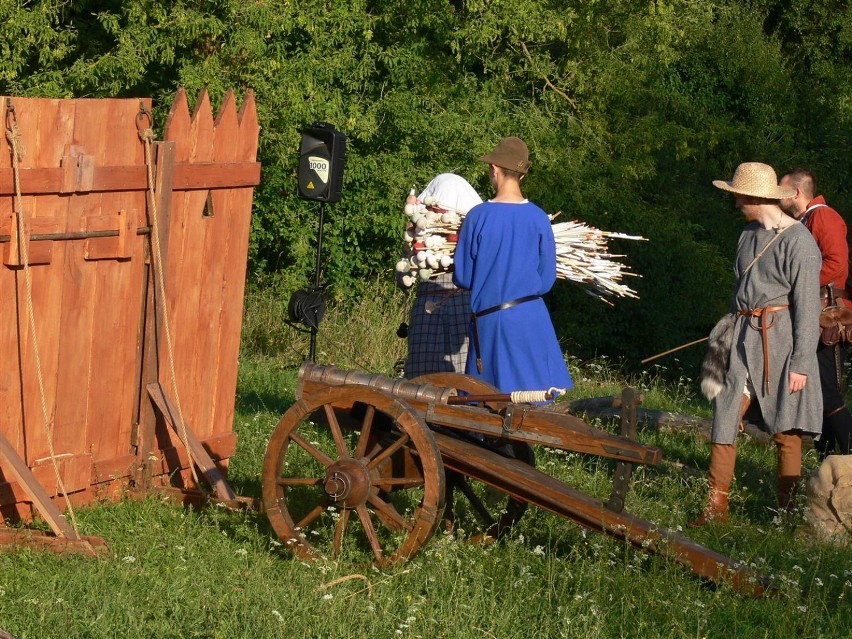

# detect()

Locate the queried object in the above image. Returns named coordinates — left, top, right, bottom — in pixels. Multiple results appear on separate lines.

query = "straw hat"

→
left=712, top=162, right=795, bottom=200
left=479, top=137, right=532, bottom=174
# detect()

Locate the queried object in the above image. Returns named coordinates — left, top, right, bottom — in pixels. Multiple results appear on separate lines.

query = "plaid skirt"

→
left=403, top=281, right=471, bottom=380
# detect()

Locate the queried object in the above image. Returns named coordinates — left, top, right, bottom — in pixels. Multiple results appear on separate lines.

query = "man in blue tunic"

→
left=453, top=136, right=573, bottom=394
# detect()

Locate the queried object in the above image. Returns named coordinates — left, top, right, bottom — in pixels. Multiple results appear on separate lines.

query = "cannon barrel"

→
left=297, top=362, right=457, bottom=405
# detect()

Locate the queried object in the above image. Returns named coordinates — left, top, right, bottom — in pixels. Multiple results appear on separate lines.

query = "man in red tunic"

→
left=780, top=168, right=852, bottom=457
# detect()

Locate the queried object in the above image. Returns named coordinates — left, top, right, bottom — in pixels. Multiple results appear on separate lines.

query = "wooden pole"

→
left=640, top=336, right=708, bottom=365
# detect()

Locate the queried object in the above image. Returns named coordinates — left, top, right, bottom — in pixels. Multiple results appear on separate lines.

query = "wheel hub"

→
left=323, top=458, right=371, bottom=507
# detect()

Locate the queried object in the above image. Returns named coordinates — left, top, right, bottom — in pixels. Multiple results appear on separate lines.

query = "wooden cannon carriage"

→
left=261, top=362, right=771, bottom=596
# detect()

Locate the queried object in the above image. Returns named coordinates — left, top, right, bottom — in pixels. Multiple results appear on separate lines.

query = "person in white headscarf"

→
left=402, top=173, right=482, bottom=379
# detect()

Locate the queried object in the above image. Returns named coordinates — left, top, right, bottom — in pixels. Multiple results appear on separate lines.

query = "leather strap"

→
left=799, top=203, right=827, bottom=227
left=736, top=305, right=789, bottom=394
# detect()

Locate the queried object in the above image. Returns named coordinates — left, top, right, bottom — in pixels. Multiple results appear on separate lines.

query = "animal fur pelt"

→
left=700, top=314, right=735, bottom=400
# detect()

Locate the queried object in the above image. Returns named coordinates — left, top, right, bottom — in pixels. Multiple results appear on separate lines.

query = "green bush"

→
left=2, top=0, right=849, bottom=376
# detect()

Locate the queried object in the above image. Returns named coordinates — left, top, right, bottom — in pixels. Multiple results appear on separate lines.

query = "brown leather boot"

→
left=774, top=431, right=803, bottom=514
left=689, top=488, right=729, bottom=526
left=689, top=442, right=736, bottom=526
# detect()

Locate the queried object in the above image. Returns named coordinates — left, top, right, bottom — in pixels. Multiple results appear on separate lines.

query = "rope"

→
left=137, top=106, right=200, bottom=487
left=509, top=387, right=568, bottom=403
left=5, top=100, right=80, bottom=536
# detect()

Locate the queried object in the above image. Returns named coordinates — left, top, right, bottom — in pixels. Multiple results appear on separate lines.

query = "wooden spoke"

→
left=372, top=476, right=425, bottom=489
left=296, top=502, right=328, bottom=530
left=367, top=493, right=413, bottom=532
left=331, top=508, right=352, bottom=558
left=288, top=431, right=335, bottom=467
left=277, top=476, right=323, bottom=487
left=324, top=404, right=350, bottom=459
left=353, top=404, right=376, bottom=459
left=356, top=504, right=384, bottom=563
left=366, top=432, right=410, bottom=470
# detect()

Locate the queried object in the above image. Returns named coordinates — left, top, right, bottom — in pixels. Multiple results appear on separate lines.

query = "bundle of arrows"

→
left=396, top=193, right=646, bottom=303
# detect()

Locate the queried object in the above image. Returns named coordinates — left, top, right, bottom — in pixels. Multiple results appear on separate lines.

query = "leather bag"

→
left=819, top=304, right=852, bottom=346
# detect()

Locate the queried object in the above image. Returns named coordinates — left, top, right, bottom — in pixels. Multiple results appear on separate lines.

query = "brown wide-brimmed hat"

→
left=479, top=136, right=532, bottom=174
left=712, top=162, right=795, bottom=200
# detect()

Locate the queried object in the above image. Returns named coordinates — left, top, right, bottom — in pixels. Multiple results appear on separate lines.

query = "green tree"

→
left=1, top=0, right=849, bottom=374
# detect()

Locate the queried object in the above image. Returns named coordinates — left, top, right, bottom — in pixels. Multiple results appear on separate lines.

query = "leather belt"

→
left=471, top=295, right=542, bottom=374
left=736, top=305, right=789, bottom=394
left=474, top=294, right=542, bottom=318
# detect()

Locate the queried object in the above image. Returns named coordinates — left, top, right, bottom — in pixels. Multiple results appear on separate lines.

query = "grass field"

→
left=1, top=287, right=850, bottom=638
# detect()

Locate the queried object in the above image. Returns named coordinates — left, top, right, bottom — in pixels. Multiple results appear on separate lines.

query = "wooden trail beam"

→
left=147, top=383, right=237, bottom=502
left=423, top=401, right=662, bottom=465
left=433, top=431, right=773, bottom=597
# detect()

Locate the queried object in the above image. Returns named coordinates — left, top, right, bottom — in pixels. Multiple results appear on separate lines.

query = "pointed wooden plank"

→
left=163, top=87, right=191, bottom=145
left=0, top=433, right=78, bottom=538
left=213, top=90, right=260, bottom=436
left=87, top=99, right=151, bottom=466
left=12, top=97, right=74, bottom=465
left=146, top=382, right=236, bottom=501
left=190, top=90, right=240, bottom=443
left=162, top=90, right=215, bottom=455
left=51, top=99, right=110, bottom=468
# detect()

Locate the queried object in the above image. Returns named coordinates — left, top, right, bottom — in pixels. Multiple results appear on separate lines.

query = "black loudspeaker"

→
left=298, top=122, right=346, bottom=203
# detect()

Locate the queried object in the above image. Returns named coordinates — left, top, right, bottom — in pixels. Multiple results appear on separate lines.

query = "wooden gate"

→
left=0, top=88, right=260, bottom=550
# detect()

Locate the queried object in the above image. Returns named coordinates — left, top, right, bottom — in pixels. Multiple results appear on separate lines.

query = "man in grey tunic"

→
left=692, top=162, right=823, bottom=525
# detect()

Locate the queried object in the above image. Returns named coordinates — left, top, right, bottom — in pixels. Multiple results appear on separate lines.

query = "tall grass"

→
left=0, top=289, right=850, bottom=638
left=241, top=276, right=410, bottom=376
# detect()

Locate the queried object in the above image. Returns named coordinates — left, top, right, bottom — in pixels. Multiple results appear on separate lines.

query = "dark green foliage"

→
left=1, top=0, right=849, bottom=373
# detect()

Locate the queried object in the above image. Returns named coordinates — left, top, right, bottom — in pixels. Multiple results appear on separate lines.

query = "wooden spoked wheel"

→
left=411, top=372, right=534, bottom=541
left=262, top=385, right=445, bottom=567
